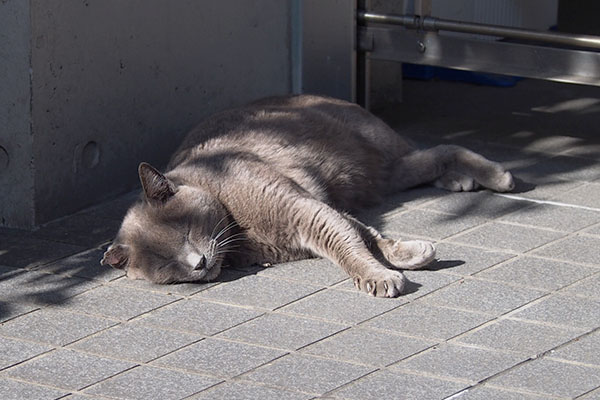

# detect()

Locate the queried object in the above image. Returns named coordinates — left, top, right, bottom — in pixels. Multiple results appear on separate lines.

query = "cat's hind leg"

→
left=388, top=144, right=514, bottom=193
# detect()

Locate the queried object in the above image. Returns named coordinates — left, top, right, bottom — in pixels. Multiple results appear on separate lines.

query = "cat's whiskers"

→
left=210, top=213, right=232, bottom=239
left=216, top=236, right=247, bottom=249
left=212, top=219, right=239, bottom=241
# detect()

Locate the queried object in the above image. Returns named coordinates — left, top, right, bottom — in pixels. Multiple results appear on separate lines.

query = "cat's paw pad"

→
left=353, top=269, right=406, bottom=297
left=385, top=240, right=436, bottom=270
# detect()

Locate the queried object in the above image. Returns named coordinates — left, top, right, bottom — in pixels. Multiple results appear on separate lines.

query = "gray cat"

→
left=101, top=95, right=514, bottom=297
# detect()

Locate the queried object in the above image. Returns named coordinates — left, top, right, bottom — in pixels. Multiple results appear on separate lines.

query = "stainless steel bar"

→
left=358, top=11, right=600, bottom=50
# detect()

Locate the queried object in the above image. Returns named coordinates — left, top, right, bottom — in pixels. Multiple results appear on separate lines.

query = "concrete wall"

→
left=1, top=0, right=293, bottom=228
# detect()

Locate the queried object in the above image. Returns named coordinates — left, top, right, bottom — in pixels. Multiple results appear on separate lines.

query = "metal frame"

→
left=357, top=3, right=600, bottom=107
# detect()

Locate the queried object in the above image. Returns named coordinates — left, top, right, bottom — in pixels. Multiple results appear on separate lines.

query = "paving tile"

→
left=511, top=176, right=585, bottom=201
left=153, top=337, right=287, bottom=378
left=5, top=348, right=135, bottom=390
left=531, top=235, right=600, bottom=266
left=135, top=298, right=263, bottom=335
left=578, top=387, right=600, bottom=400
left=383, top=209, right=486, bottom=240
left=194, top=275, right=320, bottom=310
left=242, top=354, right=374, bottom=395
left=475, top=256, right=597, bottom=291
left=82, top=190, right=140, bottom=221
left=189, top=381, right=311, bottom=400
left=38, top=247, right=124, bottom=282
left=554, top=182, right=600, bottom=208
left=301, top=327, right=433, bottom=367
left=0, top=300, right=37, bottom=324
left=280, top=288, right=405, bottom=324
left=455, top=318, right=584, bottom=356
left=112, top=274, right=219, bottom=296
left=62, top=285, right=179, bottom=320
left=0, top=230, right=86, bottom=269
left=453, top=385, right=552, bottom=399
left=363, top=302, right=493, bottom=341
left=583, top=223, right=600, bottom=236
left=449, top=222, right=565, bottom=253
left=85, top=365, right=221, bottom=400
left=0, top=336, right=52, bottom=370
left=218, top=312, right=345, bottom=350
left=487, top=358, right=600, bottom=398
left=393, top=343, right=525, bottom=383
left=70, top=323, right=200, bottom=363
left=0, top=308, right=117, bottom=346
left=331, top=370, right=467, bottom=400
left=426, top=191, right=528, bottom=220
left=0, top=267, right=98, bottom=307
left=559, top=272, right=600, bottom=299
left=421, top=279, right=545, bottom=315
left=430, top=242, right=515, bottom=276
left=511, top=294, right=600, bottom=330
left=31, top=213, right=120, bottom=247
left=500, top=203, right=600, bottom=232
left=549, top=330, right=600, bottom=366
left=514, top=155, right=600, bottom=183
left=258, top=257, right=348, bottom=286
left=0, top=377, right=69, bottom=400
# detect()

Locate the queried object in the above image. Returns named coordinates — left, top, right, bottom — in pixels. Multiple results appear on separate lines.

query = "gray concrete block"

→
left=549, top=330, right=600, bottom=366
left=428, top=242, right=515, bottom=276
left=112, top=274, right=219, bottom=296
left=450, top=222, right=565, bottom=253
left=421, top=279, right=545, bottom=316
left=0, top=229, right=86, bottom=268
left=426, top=191, right=527, bottom=220
left=81, top=190, right=139, bottom=221
left=554, top=182, right=600, bottom=208
left=454, top=385, right=551, bottom=400
left=70, top=323, right=200, bottom=363
left=383, top=209, right=487, bottom=240
left=62, top=285, right=179, bottom=320
left=0, top=336, right=52, bottom=370
left=85, top=365, right=221, bottom=400
left=487, top=358, right=600, bottom=398
left=0, top=308, right=117, bottom=346
left=584, top=223, right=600, bottom=236
left=363, top=302, right=493, bottom=341
left=0, top=300, right=37, bottom=324
left=258, top=257, right=348, bottom=287
left=301, top=327, right=434, bottom=367
left=511, top=294, right=600, bottom=330
left=500, top=203, right=600, bottom=232
left=531, top=235, right=600, bottom=266
left=38, top=247, right=124, bottom=282
left=194, top=275, right=320, bottom=310
left=0, top=377, right=69, bottom=400
left=5, top=348, right=135, bottom=390
left=153, top=337, right=287, bottom=378
left=0, top=266, right=98, bottom=307
left=189, top=381, right=311, bottom=400
left=475, top=256, right=597, bottom=291
left=455, top=318, right=583, bottom=356
left=393, top=343, right=526, bottom=383
left=280, top=288, right=405, bottom=324
left=559, top=271, right=600, bottom=300
left=331, top=370, right=467, bottom=400
left=242, top=354, right=374, bottom=395
left=218, top=312, right=345, bottom=350
left=135, top=298, right=263, bottom=335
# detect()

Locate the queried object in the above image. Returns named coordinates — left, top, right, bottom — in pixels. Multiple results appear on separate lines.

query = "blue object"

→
left=403, top=63, right=522, bottom=87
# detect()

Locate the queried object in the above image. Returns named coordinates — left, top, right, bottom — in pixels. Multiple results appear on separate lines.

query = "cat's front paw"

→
left=383, top=239, right=436, bottom=270
left=353, top=269, right=406, bottom=298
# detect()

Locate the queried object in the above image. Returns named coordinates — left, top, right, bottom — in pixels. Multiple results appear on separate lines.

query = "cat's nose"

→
left=194, top=255, right=207, bottom=270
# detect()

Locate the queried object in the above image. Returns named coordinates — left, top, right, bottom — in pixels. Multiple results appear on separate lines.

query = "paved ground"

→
left=1, top=79, right=600, bottom=399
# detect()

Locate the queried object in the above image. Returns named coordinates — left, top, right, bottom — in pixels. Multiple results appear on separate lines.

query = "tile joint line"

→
left=494, top=193, right=600, bottom=213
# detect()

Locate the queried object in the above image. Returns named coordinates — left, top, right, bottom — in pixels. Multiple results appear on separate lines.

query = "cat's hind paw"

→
left=353, top=269, right=406, bottom=297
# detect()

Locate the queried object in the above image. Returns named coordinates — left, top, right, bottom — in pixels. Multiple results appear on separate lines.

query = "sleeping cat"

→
left=101, top=94, right=514, bottom=297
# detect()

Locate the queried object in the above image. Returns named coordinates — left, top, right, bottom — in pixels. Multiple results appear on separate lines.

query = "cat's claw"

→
left=354, top=269, right=406, bottom=297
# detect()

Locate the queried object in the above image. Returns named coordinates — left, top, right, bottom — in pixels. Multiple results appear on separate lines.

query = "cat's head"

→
left=101, top=163, right=233, bottom=284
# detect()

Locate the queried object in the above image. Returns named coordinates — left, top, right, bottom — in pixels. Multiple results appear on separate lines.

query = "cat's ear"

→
left=100, top=244, right=129, bottom=269
left=138, top=162, right=176, bottom=204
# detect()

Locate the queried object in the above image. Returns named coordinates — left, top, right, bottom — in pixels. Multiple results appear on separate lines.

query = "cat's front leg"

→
left=290, top=198, right=407, bottom=297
